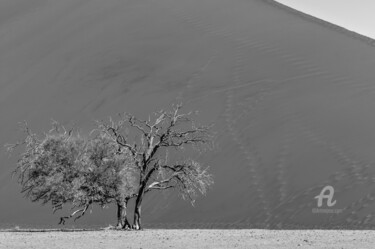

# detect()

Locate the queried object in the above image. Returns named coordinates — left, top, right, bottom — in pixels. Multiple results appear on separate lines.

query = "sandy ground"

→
left=0, top=229, right=374, bottom=249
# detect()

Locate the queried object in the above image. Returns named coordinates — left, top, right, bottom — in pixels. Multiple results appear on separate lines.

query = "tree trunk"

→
left=133, top=206, right=141, bottom=230
left=133, top=188, right=145, bottom=230
left=133, top=167, right=156, bottom=230
left=116, top=199, right=131, bottom=229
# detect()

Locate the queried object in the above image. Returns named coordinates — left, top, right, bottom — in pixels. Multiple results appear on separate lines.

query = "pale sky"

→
left=276, top=0, right=375, bottom=39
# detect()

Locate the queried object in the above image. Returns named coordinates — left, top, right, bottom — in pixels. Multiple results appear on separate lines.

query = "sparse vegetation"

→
left=6, top=120, right=136, bottom=229
left=6, top=104, right=214, bottom=230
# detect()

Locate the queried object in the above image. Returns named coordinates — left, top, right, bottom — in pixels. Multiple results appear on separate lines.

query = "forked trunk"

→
left=116, top=199, right=131, bottom=229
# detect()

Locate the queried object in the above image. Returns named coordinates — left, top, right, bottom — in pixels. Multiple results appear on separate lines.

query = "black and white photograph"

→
left=1, top=0, right=375, bottom=248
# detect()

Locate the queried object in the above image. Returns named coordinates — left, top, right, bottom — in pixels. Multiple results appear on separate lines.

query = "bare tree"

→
left=98, top=104, right=214, bottom=230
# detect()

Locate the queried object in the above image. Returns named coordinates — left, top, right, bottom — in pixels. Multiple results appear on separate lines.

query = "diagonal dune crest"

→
left=1, top=0, right=375, bottom=229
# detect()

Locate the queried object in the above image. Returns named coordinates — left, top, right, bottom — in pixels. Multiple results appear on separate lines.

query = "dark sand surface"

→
left=1, top=229, right=375, bottom=249
left=1, top=0, right=375, bottom=228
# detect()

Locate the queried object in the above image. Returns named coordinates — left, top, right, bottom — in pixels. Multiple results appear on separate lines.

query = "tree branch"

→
left=146, top=186, right=174, bottom=192
left=59, top=201, right=92, bottom=225
left=128, top=116, right=149, bottom=136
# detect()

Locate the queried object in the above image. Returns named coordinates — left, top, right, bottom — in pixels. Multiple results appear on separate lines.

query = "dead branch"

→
left=59, top=202, right=92, bottom=225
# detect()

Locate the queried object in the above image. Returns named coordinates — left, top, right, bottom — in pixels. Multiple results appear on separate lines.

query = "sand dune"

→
left=1, top=0, right=375, bottom=228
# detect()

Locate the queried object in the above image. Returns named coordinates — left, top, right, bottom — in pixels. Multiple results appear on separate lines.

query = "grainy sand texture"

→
left=1, top=229, right=375, bottom=249
left=2, top=0, right=375, bottom=228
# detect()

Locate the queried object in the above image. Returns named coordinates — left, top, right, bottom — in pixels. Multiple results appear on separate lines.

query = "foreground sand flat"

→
left=0, top=229, right=374, bottom=249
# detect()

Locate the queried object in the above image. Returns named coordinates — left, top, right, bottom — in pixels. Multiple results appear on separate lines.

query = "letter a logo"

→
left=314, top=185, right=336, bottom=207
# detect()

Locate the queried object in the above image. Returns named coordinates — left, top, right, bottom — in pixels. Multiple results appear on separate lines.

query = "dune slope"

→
left=1, top=0, right=375, bottom=228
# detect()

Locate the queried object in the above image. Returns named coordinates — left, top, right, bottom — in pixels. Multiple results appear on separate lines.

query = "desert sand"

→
left=2, top=0, right=375, bottom=229
left=1, top=229, right=375, bottom=249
